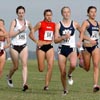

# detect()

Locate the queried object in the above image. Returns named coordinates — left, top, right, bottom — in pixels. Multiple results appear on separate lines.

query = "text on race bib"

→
left=91, top=31, right=99, bottom=40
left=18, top=34, right=25, bottom=40
left=62, top=29, right=71, bottom=43
left=44, top=31, right=53, bottom=40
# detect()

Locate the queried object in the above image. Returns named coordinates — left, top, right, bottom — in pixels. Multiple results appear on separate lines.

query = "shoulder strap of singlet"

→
left=59, top=21, right=61, bottom=25
left=87, top=19, right=99, bottom=27
left=95, top=21, right=99, bottom=27
left=24, top=19, right=26, bottom=25
left=14, top=19, right=26, bottom=27
left=70, top=20, right=73, bottom=27
left=59, top=21, right=63, bottom=28
left=14, top=19, right=17, bottom=27
left=86, top=19, right=91, bottom=25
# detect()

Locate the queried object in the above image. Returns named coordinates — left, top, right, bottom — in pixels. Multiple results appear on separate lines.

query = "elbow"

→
left=29, top=33, right=32, bottom=39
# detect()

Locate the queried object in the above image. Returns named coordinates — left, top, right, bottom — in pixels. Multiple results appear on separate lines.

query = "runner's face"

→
left=88, top=8, right=96, bottom=20
left=62, top=8, right=71, bottom=20
left=44, top=12, right=52, bottom=22
left=17, top=9, right=25, bottom=20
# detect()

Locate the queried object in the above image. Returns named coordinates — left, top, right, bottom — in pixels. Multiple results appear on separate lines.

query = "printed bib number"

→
left=91, top=31, right=99, bottom=40
left=44, top=31, right=53, bottom=40
left=18, top=34, right=25, bottom=40
left=62, top=29, right=71, bottom=43
left=0, top=41, right=4, bottom=50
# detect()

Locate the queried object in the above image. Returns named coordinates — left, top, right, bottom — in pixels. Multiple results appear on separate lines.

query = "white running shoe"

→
left=68, top=74, right=73, bottom=85
left=6, top=75, right=14, bottom=88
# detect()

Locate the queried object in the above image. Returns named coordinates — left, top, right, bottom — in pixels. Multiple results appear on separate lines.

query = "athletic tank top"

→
left=84, top=20, right=99, bottom=44
left=59, top=21, right=76, bottom=47
left=39, top=20, right=55, bottom=41
left=11, top=19, right=28, bottom=45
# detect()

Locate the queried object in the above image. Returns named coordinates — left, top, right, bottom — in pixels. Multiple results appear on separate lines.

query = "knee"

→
left=93, top=65, right=99, bottom=71
left=84, top=65, right=90, bottom=72
left=93, top=62, right=99, bottom=68
left=85, top=68, right=90, bottom=72
left=61, top=71, right=66, bottom=78
left=38, top=66, right=44, bottom=72
left=48, top=64, right=53, bottom=71
left=84, top=63, right=90, bottom=72
left=70, top=63, right=76, bottom=70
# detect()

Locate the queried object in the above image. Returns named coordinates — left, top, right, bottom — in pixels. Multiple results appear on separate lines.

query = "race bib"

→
left=17, top=33, right=26, bottom=40
left=44, top=31, right=53, bottom=40
left=91, top=31, right=99, bottom=40
left=19, top=34, right=25, bottom=40
left=0, top=41, right=4, bottom=50
left=62, top=29, right=71, bottom=43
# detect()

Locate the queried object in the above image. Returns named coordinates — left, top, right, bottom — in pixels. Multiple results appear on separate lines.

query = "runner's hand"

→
left=37, top=40, right=43, bottom=47
left=19, top=25, right=26, bottom=33
left=90, top=39, right=97, bottom=45
left=77, top=41, right=82, bottom=48
left=65, top=33, right=70, bottom=39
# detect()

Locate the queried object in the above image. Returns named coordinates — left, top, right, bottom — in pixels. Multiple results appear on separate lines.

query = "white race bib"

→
left=0, top=41, right=4, bottom=50
left=18, top=34, right=25, bottom=40
left=91, top=31, right=99, bottom=40
left=44, top=31, right=53, bottom=40
left=17, top=33, right=26, bottom=40
left=62, top=29, right=71, bottom=43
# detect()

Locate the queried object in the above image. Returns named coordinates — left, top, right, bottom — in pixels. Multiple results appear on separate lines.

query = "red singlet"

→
left=39, top=20, right=55, bottom=42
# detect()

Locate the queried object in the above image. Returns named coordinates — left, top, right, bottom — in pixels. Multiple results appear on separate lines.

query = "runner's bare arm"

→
left=29, top=22, right=41, bottom=44
left=9, top=20, right=21, bottom=38
left=0, top=25, right=7, bottom=37
left=74, top=21, right=83, bottom=42
left=81, top=21, right=91, bottom=41
left=4, top=33, right=10, bottom=49
left=98, top=22, right=100, bottom=35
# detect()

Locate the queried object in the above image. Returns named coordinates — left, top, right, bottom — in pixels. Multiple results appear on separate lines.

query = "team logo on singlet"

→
left=62, top=29, right=71, bottom=35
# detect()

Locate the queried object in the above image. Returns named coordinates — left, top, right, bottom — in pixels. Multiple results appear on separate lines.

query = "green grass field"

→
left=0, top=60, right=100, bottom=100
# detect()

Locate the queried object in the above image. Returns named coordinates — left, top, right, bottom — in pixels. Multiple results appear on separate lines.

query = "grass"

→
left=0, top=60, right=100, bottom=100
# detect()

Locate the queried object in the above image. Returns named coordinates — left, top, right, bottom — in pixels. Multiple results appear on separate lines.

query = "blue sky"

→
left=0, top=0, right=100, bottom=51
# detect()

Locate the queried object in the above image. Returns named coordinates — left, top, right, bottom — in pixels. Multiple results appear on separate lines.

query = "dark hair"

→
left=44, top=9, right=52, bottom=16
left=16, top=6, right=25, bottom=14
left=87, top=6, right=97, bottom=13
left=61, top=6, right=71, bottom=15
left=0, top=19, right=5, bottom=25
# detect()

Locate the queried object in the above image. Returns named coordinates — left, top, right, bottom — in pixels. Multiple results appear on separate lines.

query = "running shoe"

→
left=44, top=86, right=49, bottom=91
left=93, top=85, right=100, bottom=92
left=62, top=90, right=68, bottom=95
left=68, top=74, right=73, bottom=85
left=22, top=84, right=28, bottom=91
left=6, top=75, right=14, bottom=88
